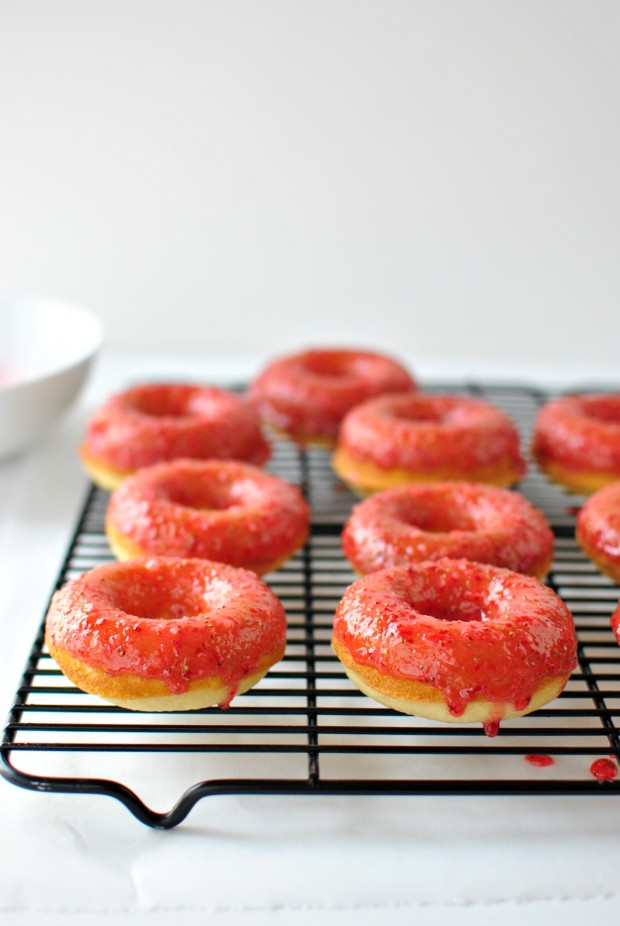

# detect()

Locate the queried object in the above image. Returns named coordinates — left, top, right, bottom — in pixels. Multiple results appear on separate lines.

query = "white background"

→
left=1, top=0, right=619, bottom=383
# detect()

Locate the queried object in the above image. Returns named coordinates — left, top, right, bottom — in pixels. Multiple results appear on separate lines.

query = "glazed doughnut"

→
left=332, top=393, right=526, bottom=494
left=45, top=557, right=287, bottom=711
left=332, top=559, right=577, bottom=730
left=106, top=459, right=310, bottom=576
left=532, top=393, right=620, bottom=494
left=576, top=481, right=620, bottom=583
left=611, top=601, right=620, bottom=647
left=341, top=482, right=554, bottom=579
left=80, top=383, right=271, bottom=490
left=248, top=348, right=416, bottom=446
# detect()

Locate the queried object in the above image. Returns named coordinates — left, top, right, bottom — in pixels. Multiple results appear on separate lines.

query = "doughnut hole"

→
left=391, top=494, right=478, bottom=534
left=152, top=470, right=262, bottom=512
left=95, top=561, right=226, bottom=621
left=578, top=396, right=620, bottom=425
left=401, top=580, right=490, bottom=625
left=123, top=384, right=249, bottom=424
left=298, top=351, right=357, bottom=379
left=386, top=401, right=447, bottom=425
left=125, top=385, right=197, bottom=418
left=379, top=395, right=481, bottom=429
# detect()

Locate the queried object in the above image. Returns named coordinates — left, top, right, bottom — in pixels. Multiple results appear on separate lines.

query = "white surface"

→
left=0, top=296, right=103, bottom=458
left=0, top=0, right=619, bottom=375
left=1, top=349, right=620, bottom=925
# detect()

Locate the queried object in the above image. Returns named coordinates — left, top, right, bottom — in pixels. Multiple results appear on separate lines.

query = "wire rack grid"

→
left=2, top=383, right=620, bottom=828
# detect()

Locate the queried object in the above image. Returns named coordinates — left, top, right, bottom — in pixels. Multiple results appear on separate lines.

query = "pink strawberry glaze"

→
left=525, top=754, right=554, bottom=767
left=590, top=758, right=618, bottom=781
left=612, top=601, right=620, bottom=646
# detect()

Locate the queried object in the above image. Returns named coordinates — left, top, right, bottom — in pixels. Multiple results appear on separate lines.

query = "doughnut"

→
left=45, top=557, right=287, bottom=711
left=80, top=383, right=271, bottom=490
left=248, top=348, right=416, bottom=446
left=576, top=481, right=620, bottom=583
left=341, top=482, right=554, bottom=579
left=332, top=559, right=577, bottom=731
left=612, top=601, right=620, bottom=647
left=332, top=393, right=526, bottom=494
left=532, top=393, right=620, bottom=494
left=106, top=459, right=310, bottom=576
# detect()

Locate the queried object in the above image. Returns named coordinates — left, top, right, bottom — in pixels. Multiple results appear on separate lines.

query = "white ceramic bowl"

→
left=0, top=296, right=104, bottom=459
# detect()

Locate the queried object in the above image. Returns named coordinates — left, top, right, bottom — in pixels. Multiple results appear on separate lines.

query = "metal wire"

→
left=2, top=383, right=619, bottom=829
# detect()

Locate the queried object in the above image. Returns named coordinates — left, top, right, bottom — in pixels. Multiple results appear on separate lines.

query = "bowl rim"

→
left=0, top=294, right=104, bottom=391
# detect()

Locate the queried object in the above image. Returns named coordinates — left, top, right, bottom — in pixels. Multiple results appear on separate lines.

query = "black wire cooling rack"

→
left=2, top=383, right=620, bottom=828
